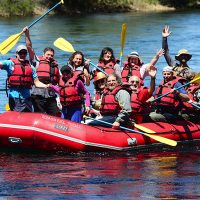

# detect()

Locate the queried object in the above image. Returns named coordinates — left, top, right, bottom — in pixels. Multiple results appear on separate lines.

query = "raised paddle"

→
left=119, top=23, right=127, bottom=67
left=152, top=72, right=200, bottom=102
left=84, top=115, right=177, bottom=147
left=0, top=0, right=64, bottom=55
left=53, top=37, right=108, bottom=76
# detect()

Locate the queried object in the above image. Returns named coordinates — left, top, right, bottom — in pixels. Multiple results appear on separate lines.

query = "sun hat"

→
left=163, top=66, right=173, bottom=72
left=16, top=45, right=27, bottom=53
left=94, top=72, right=107, bottom=84
left=127, top=51, right=139, bottom=58
left=175, top=49, right=192, bottom=61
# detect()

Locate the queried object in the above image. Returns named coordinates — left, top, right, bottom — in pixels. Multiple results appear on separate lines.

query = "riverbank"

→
left=0, top=0, right=199, bottom=17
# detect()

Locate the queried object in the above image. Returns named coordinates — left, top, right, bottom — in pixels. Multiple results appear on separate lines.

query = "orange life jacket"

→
left=8, top=58, right=33, bottom=88
left=100, top=85, right=129, bottom=115
left=121, top=61, right=143, bottom=84
left=59, top=71, right=83, bottom=107
left=154, top=77, right=184, bottom=109
left=37, top=56, right=60, bottom=85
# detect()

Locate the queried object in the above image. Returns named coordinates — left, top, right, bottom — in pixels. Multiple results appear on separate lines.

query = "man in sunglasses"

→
left=162, top=25, right=195, bottom=81
left=128, top=68, right=156, bottom=124
left=148, top=66, right=189, bottom=122
left=0, top=30, right=50, bottom=112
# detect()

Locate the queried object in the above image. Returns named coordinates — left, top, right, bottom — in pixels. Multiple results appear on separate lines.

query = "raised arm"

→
left=162, top=25, right=175, bottom=67
left=148, top=68, right=156, bottom=95
left=23, top=26, right=35, bottom=61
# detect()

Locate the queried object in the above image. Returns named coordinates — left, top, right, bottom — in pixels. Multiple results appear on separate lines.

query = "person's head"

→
left=175, top=49, right=192, bottom=63
left=16, top=45, right=28, bottom=62
left=69, top=51, right=85, bottom=68
left=43, top=47, right=54, bottom=62
left=162, top=66, right=174, bottom=82
left=61, top=65, right=73, bottom=81
left=94, top=72, right=107, bottom=90
left=99, top=47, right=115, bottom=63
left=129, top=75, right=141, bottom=92
left=127, top=51, right=142, bottom=65
left=107, top=73, right=122, bottom=91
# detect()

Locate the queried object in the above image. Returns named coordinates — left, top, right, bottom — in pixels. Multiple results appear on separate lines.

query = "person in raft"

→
left=121, top=48, right=164, bottom=83
left=24, top=27, right=60, bottom=116
left=0, top=28, right=49, bottom=112
left=90, top=72, right=107, bottom=117
left=162, top=25, right=195, bottom=81
left=51, top=65, right=91, bottom=123
left=67, top=51, right=91, bottom=86
left=92, top=47, right=121, bottom=81
left=148, top=66, right=189, bottom=122
left=128, top=67, right=156, bottom=124
left=90, top=73, right=132, bottom=129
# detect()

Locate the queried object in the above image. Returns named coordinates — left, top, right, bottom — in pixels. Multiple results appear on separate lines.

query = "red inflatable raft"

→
left=0, top=111, right=200, bottom=153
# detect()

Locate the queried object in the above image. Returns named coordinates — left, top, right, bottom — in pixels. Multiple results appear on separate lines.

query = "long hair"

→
left=68, top=51, right=85, bottom=67
left=99, top=47, right=116, bottom=63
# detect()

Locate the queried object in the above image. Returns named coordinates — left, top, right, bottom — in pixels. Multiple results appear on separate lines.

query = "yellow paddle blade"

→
left=143, top=132, right=177, bottom=146
left=0, top=31, right=23, bottom=55
left=54, top=37, right=75, bottom=53
left=5, top=103, right=10, bottom=111
left=120, top=23, right=127, bottom=57
left=61, top=0, right=64, bottom=4
left=134, top=123, right=156, bottom=134
left=191, top=72, right=200, bottom=84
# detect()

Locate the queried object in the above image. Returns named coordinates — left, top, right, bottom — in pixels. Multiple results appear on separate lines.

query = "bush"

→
left=0, top=0, right=34, bottom=16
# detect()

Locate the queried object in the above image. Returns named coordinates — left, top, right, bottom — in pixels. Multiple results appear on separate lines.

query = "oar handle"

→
left=151, top=81, right=190, bottom=102
left=191, top=102, right=200, bottom=109
left=84, top=115, right=145, bottom=135
left=28, top=0, right=64, bottom=29
left=84, top=59, right=108, bottom=76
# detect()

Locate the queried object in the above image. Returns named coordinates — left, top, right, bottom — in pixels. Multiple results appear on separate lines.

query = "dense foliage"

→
left=0, top=0, right=199, bottom=16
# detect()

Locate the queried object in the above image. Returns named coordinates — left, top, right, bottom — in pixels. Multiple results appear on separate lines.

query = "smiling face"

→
left=107, top=75, right=118, bottom=91
left=16, top=50, right=28, bottom=62
left=103, top=51, right=112, bottom=62
left=72, top=54, right=83, bottom=67
left=129, top=76, right=141, bottom=92
left=96, top=78, right=106, bottom=90
left=163, top=71, right=173, bottom=82
left=43, top=50, right=54, bottom=62
left=129, top=56, right=140, bottom=65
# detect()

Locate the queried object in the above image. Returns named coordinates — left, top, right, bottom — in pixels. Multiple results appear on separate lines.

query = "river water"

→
left=0, top=10, right=200, bottom=199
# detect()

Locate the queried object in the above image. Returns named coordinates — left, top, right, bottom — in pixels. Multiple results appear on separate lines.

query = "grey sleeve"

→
left=114, top=63, right=122, bottom=78
left=162, top=37, right=175, bottom=67
left=115, top=90, right=132, bottom=123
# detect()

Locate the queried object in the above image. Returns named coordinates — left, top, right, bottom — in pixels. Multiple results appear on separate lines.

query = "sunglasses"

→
left=18, top=51, right=27, bottom=55
left=130, top=80, right=139, bottom=84
left=97, top=79, right=106, bottom=84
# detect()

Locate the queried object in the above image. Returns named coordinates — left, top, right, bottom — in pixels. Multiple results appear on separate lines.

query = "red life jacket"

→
left=130, top=87, right=148, bottom=123
left=95, top=89, right=104, bottom=101
left=8, top=58, right=33, bottom=88
left=37, top=56, right=60, bottom=85
left=59, top=71, right=83, bottom=107
left=100, top=85, right=126, bottom=115
left=182, top=84, right=200, bottom=111
left=154, top=77, right=184, bottom=108
left=121, top=61, right=143, bottom=84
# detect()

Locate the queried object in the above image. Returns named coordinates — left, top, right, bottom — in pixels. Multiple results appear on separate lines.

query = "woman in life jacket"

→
left=90, top=72, right=107, bottom=117
left=128, top=68, right=156, bottom=124
left=92, top=47, right=121, bottom=81
left=68, top=51, right=90, bottom=86
left=51, top=65, right=91, bottom=123
left=121, top=49, right=164, bottom=83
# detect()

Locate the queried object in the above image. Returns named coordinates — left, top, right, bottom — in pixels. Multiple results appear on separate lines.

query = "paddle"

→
left=133, top=123, right=156, bottom=134
left=53, top=37, right=108, bottom=76
left=189, top=101, right=200, bottom=109
left=152, top=72, right=200, bottom=102
left=5, top=104, right=10, bottom=111
left=119, top=23, right=127, bottom=67
left=0, top=0, right=64, bottom=55
left=84, top=115, right=177, bottom=147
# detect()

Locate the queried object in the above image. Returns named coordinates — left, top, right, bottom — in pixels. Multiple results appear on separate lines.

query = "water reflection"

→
left=0, top=152, right=199, bottom=199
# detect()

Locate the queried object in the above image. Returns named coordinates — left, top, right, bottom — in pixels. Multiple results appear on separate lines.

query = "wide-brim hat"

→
left=94, top=72, right=106, bottom=84
left=175, top=49, right=192, bottom=61
left=127, top=51, right=139, bottom=58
